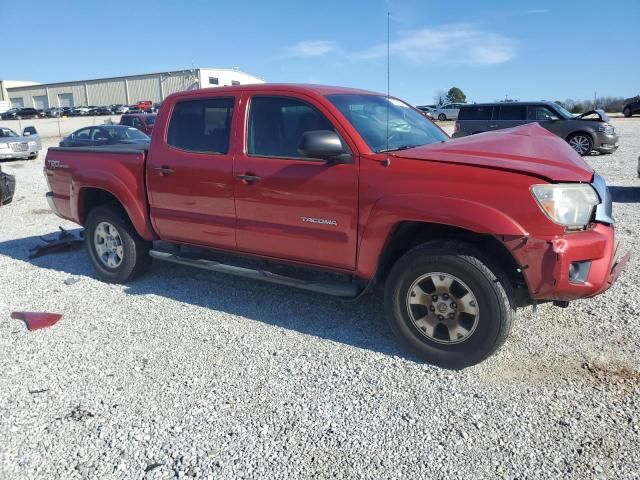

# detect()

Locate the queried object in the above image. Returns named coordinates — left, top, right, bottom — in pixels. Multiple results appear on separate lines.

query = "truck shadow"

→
left=0, top=231, right=407, bottom=360
left=609, top=186, right=640, bottom=203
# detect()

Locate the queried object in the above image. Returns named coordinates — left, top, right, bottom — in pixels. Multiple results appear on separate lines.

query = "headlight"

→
left=531, top=184, right=599, bottom=228
left=28, top=141, right=37, bottom=148
left=598, top=125, right=615, bottom=135
left=0, top=142, right=9, bottom=150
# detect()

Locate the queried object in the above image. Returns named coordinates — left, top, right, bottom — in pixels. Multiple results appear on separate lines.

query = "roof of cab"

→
left=167, top=83, right=383, bottom=100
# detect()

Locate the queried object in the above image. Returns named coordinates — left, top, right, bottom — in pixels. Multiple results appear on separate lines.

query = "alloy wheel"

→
left=406, top=272, right=480, bottom=344
left=94, top=222, right=124, bottom=268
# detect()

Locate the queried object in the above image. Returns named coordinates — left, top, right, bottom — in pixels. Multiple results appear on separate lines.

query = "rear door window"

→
left=498, top=105, right=526, bottom=121
left=167, top=97, right=234, bottom=154
left=459, top=106, right=494, bottom=120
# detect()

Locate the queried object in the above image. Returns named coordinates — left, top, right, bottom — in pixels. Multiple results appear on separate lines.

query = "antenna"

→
left=383, top=11, right=391, bottom=167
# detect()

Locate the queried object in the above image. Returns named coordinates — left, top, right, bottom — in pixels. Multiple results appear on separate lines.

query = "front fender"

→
left=356, top=194, right=528, bottom=278
left=72, top=167, right=155, bottom=240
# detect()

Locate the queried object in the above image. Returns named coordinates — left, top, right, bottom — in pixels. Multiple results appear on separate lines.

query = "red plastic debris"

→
left=10, top=312, right=62, bottom=331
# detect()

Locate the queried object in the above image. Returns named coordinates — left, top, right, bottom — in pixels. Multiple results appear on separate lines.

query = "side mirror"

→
left=23, top=126, right=38, bottom=136
left=548, top=115, right=559, bottom=121
left=298, top=130, right=349, bottom=162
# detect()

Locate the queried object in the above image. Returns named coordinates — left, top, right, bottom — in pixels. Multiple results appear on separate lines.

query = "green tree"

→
left=447, top=87, right=466, bottom=103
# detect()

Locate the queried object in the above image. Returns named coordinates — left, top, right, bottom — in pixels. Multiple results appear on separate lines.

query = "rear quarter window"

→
left=458, top=106, right=494, bottom=121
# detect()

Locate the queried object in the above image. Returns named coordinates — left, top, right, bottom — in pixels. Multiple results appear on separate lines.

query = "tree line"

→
left=432, top=86, right=638, bottom=113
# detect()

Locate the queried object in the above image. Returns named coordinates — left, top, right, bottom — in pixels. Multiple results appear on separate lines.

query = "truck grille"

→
left=9, top=142, right=29, bottom=153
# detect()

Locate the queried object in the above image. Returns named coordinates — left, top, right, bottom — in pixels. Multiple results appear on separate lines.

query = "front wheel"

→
left=567, top=133, right=593, bottom=156
left=384, top=242, right=515, bottom=369
left=623, top=108, right=632, bottom=118
left=438, top=113, right=447, bottom=121
left=85, top=204, right=152, bottom=283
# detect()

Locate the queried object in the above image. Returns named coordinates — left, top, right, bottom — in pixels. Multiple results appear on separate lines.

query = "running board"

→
left=149, top=250, right=360, bottom=297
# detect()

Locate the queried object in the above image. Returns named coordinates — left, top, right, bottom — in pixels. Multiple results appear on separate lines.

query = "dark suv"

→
left=623, top=98, right=640, bottom=118
left=452, top=102, right=618, bottom=155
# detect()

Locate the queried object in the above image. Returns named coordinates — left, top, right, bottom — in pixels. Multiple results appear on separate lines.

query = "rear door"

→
left=495, top=104, right=527, bottom=130
left=457, top=105, right=494, bottom=135
left=146, top=96, right=238, bottom=249
left=233, top=93, right=358, bottom=270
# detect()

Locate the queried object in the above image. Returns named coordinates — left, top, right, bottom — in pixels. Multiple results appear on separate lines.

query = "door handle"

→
left=236, top=173, right=262, bottom=184
left=488, top=124, right=498, bottom=128
left=153, top=166, right=173, bottom=176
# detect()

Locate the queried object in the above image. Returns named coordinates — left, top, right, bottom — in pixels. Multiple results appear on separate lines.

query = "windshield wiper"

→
left=377, top=144, right=422, bottom=153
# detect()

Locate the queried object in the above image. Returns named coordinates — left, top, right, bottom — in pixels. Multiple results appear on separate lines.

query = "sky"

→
left=4, top=0, right=639, bottom=105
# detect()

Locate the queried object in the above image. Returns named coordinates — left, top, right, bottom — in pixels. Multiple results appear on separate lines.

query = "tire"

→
left=567, top=133, right=593, bottom=156
left=85, top=204, right=152, bottom=283
left=438, top=113, right=447, bottom=121
left=623, top=107, right=632, bottom=118
left=384, top=241, right=515, bottom=369
left=28, top=153, right=38, bottom=160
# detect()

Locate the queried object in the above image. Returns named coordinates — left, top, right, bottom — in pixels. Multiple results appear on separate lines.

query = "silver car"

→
left=433, top=103, right=464, bottom=121
left=0, top=126, right=42, bottom=160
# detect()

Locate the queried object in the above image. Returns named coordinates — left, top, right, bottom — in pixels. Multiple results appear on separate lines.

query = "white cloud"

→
left=283, top=40, right=339, bottom=57
left=354, top=24, right=516, bottom=65
left=524, top=8, right=548, bottom=14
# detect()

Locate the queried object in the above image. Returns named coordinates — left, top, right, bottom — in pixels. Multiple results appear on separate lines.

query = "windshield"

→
left=552, top=103, right=573, bottom=119
left=104, top=126, right=149, bottom=140
left=0, top=127, right=18, bottom=138
left=326, top=94, right=448, bottom=152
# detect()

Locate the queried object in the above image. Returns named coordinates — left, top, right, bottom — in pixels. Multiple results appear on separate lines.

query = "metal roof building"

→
left=1, top=68, right=264, bottom=111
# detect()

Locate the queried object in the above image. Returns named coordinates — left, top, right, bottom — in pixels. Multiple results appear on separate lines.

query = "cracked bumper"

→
left=508, top=224, right=629, bottom=301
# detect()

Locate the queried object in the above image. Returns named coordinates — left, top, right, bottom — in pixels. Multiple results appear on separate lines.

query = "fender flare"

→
left=356, top=194, right=528, bottom=278
left=71, top=168, right=155, bottom=240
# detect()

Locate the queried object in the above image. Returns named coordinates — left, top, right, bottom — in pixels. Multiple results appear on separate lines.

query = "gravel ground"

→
left=1, top=119, right=639, bottom=479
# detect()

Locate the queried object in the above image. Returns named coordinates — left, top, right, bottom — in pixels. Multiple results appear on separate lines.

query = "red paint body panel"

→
left=11, top=312, right=62, bottom=330
left=44, top=84, right=624, bottom=303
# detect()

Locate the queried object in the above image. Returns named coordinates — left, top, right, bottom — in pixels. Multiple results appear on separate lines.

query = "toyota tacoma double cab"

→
left=44, top=84, right=628, bottom=368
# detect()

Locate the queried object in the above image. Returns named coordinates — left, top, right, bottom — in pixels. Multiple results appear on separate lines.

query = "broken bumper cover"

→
left=510, top=224, right=629, bottom=301
left=1, top=171, right=16, bottom=205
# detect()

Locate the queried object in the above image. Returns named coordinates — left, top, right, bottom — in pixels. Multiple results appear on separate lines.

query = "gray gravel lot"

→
left=1, top=119, right=639, bottom=479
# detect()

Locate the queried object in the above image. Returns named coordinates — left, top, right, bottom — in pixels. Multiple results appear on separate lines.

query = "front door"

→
left=233, top=94, right=358, bottom=270
left=146, top=96, right=238, bottom=249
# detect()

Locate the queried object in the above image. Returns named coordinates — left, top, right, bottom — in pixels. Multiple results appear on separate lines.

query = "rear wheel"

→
left=85, top=204, right=152, bottom=283
left=384, top=242, right=515, bottom=369
left=567, top=133, right=593, bottom=156
left=438, top=113, right=447, bottom=121
left=623, top=107, right=632, bottom=118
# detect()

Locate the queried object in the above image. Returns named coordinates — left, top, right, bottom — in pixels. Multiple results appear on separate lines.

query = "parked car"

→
left=452, top=101, right=619, bottom=155
left=623, top=98, right=640, bottom=118
left=0, top=125, right=41, bottom=159
left=89, top=106, right=114, bottom=115
left=113, top=105, right=129, bottom=114
left=120, top=113, right=156, bottom=135
left=433, top=103, right=464, bottom=121
left=126, top=106, right=143, bottom=114
left=1, top=107, right=41, bottom=120
left=70, top=106, right=91, bottom=116
left=59, top=125, right=150, bottom=147
left=416, top=106, right=435, bottom=119
left=0, top=164, right=15, bottom=206
left=44, top=84, right=628, bottom=369
left=135, top=100, right=153, bottom=111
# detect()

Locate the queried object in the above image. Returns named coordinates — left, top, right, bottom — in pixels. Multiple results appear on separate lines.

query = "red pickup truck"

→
left=44, top=84, right=628, bottom=368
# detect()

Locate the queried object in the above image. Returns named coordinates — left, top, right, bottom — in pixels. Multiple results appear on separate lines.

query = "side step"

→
left=149, top=250, right=360, bottom=297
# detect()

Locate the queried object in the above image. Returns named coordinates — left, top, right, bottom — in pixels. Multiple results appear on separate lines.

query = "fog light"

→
left=569, top=261, right=591, bottom=283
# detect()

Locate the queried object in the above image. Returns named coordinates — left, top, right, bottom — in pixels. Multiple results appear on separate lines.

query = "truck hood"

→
left=396, top=123, right=594, bottom=182
left=575, top=109, right=608, bottom=122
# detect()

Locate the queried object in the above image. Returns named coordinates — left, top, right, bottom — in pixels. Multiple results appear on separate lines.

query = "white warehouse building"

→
left=1, top=68, right=264, bottom=111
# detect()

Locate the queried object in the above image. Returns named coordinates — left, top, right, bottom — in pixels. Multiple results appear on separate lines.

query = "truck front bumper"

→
left=509, top=223, right=629, bottom=302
